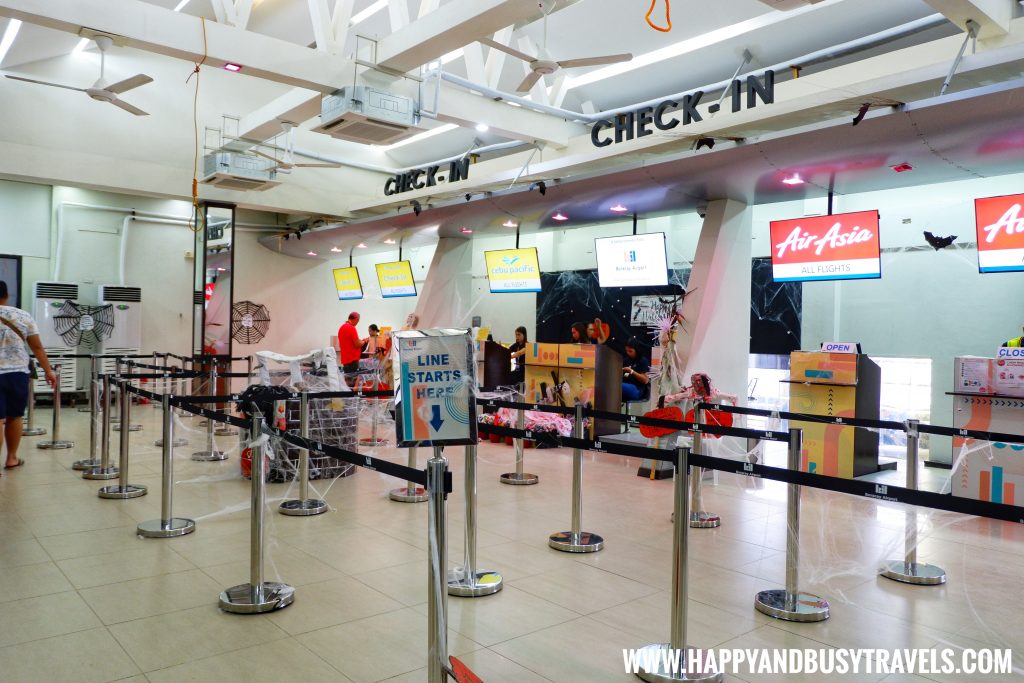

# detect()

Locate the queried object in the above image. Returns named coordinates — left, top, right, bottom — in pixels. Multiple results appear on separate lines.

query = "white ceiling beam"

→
left=330, top=0, right=355, bottom=53
left=484, top=26, right=512, bottom=88
left=921, top=0, right=1011, bottom=37
left=462, top=40, right=487, bottom=85
left=210, top=0, right=252, bottom=30
left=433, top=83, right=584, bottom=148
left=307, top=0, right=333, bottom=52
left=387, top=0, right=410, bottom=32
left=238, top=88, right=323, bottom=142
left=417, top=0, right=440, bottom=20
left=377, top=0, right=540, bottom=72
left=0, top=0, right=355, bottom=93
left=518, top=34, right=548, bottom=105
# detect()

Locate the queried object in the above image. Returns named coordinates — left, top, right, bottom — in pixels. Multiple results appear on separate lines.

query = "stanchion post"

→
left=549, top=404, right=604, bottom=552
left=880, top=419, right=946, bottom=585
left=73, top=374, right=102, bottom=470
left=138, top=393, right=196, bottom=537
left=192, top=364, right=227, bottom=461
left=754, top=429, right=829, bottom=622
left=280, top=391, right=328, bottom=516
left=500, top=405, right=538, bottom=485
left=426, top=447, right=449, bottom=683
left=84, top=375, right=118, bottom=480
left=112, top=360, right=142, bottom=433
left=214, top=362, right=239, bottom=437
left=22, top=376, right=46, bottom=436
left=220, top=412, right=295, bottom=613
left=390, top=446, right=429, bottom=502
left=689, top=406, right=720, bottom=529
left=98, top=380, right=147, bottom=499
left=78, top=354, right=96, bottom=413
left=448, top=443, right=502, bottom=597
left=635, top=447, right=722, bottom=682
left=37, top=364, right=74, bottom=450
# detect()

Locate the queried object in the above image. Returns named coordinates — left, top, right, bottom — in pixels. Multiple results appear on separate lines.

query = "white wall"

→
left=0, top=179, right=52, bottom=305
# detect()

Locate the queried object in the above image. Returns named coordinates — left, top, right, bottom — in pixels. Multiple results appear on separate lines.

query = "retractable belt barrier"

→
left=119, top=383, right=445, bottom=492
left=699, top=401, right=1024, bottom=445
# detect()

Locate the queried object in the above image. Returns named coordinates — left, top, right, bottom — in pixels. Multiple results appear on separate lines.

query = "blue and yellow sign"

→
left=484, top=248, right=541, bottom=293
left=375, top=260, right=417, bottom=298
left=333, top=267, right=363, bottom=300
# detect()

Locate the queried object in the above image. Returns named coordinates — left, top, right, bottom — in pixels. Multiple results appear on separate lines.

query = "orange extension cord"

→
left=646, top=0, right=671, bottom=32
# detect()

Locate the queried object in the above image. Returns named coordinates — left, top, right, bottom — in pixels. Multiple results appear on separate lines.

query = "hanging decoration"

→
left=53, top=301, right=115, bottom=348
left=231, top=301, right=271, bottom=344
left=646, top=0, right=671, bottom=32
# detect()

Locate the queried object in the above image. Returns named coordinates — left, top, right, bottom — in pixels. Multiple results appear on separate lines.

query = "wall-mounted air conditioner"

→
left=98, top=285, right=142, bottom=376
left=201, top=152, right=281, bottom=192
left=313, top=86, right=423, bottom=145
left=32, top=281, right=79, bottom=395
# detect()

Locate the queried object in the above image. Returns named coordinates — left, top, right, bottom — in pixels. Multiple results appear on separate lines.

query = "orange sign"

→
left=975, top=193, right=1024, bottom=273
left=770, top=210, right=881, bottom=282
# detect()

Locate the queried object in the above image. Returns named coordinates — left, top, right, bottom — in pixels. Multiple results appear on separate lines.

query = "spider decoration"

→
left=52, top=301, right=115, bottom=348
left=232, top=301, right=271, bottom=344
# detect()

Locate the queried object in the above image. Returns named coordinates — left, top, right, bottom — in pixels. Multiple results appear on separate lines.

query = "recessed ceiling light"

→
left=306, top=250, right=318, bottom=256
left=610, top=204, right=629, bottom=213
left=552, top=212, right=569, bottom=222
left=216, top=267, right=226, bottom=272
left=384, top=238, right=397, bottom=244
left=891, top=163, right=913, bottom=173
left=0, top=19, right=22, bottom=66
left=475, top=123, right=489, bottom=133
left=461, top=227, right=474, bottom=234
left=356, top=242, right=367, bottom=248
left=502, top=219, right=519, bottom=228
left=223, top=63, right=242, bottom=72
left=330, top=246, right=342, bottom=252
left=782, top=174, right=805, bottom=186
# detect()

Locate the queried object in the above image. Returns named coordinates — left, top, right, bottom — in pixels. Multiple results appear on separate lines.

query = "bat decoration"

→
left=923, top=231, right=957, bottom=251
left=852, top=103, right=871, bottom=126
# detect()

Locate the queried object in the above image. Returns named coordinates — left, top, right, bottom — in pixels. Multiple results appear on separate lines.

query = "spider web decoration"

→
left=52, top=301, right=115, bottom=348
left=232, top=301, right=271, bottom=344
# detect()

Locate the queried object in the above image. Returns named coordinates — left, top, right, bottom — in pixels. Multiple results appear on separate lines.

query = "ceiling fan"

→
left=4, top=35, right=152, bottom=116
left=253, top=122, right=341, bottom=173
left=480, top=4, right=633, bottom=93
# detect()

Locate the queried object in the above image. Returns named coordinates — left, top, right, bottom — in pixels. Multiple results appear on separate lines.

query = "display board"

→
left=769, top=210, right=881, bottom=282
left=393, top=329, right=477, bottom=447
left=332, top=267, right=363, bottom=300
left=484, top=247, right=542, bottom=293
left=975, top=193, right=1024, bottom=273
left=595, top=233, right=668, bottom=287
left=375, top=260, right=417, bottom=298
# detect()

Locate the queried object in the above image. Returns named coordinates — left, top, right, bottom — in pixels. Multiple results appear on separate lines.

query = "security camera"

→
left=695, top=201, right=708, bottom=219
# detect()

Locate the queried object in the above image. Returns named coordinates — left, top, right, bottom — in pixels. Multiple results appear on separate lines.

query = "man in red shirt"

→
left=338, top=312, right=364, bottom=386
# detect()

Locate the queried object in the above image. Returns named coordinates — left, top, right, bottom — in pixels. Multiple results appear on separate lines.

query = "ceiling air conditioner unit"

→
left=313, top=86, right=422, bottom=145
left=755, top=0, right=825, bottom=9
left=201, top=152, right=281, bottom=192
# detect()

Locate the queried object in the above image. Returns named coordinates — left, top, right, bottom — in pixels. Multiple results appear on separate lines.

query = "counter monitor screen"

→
left=484, top=247, right=542, bottom=293
left=975, top=193, right=1024, bottom=273
left=769, top=210, right=881, bottom=282
left=333, top=266, right=363, bottom=300
left=375, top=260, right=417, bottom=298
left=594, top=232, right=668, bottom=287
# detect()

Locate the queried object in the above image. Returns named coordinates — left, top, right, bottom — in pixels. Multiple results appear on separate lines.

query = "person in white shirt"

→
left=0, top=281, right=57, bottom=471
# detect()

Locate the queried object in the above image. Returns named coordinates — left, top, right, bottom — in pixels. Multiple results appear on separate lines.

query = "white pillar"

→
left=414, top=237, right=474, bottom=328
left=675, top=199, right=753, bottom=399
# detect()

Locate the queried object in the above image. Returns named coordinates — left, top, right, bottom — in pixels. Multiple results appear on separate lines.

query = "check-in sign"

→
left=394, top=329, right=477, bottom=447
left=770, top=210, right=881, bottom=282
left=975, top=194, right=1024, bottom=273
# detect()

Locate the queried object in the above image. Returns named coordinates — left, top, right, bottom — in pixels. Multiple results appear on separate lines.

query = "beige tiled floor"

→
left=1, top=403, right=1023, bottom=682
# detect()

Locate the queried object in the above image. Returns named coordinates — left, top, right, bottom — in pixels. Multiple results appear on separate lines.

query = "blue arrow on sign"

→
left=429, top=405, right=445, bottom=432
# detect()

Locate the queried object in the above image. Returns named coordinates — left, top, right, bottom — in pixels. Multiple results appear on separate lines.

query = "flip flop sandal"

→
left=4, top=458, right=24, bottom=470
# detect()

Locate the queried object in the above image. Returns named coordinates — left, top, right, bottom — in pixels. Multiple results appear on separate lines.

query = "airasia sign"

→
left=769, top=210, right=881, bottom=282
left=975, top=193, right=1024, bottom=273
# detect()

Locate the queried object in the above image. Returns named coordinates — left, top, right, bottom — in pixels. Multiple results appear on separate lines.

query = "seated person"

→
left=621, top=337, right=651, bottom=402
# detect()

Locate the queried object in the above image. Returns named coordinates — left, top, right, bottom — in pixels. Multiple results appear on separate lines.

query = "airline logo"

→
left=485, top=248, right=541, bottom=293
left=770, top=210, right=881, bottom=282
left=975, top=194, right=1024, bottom=273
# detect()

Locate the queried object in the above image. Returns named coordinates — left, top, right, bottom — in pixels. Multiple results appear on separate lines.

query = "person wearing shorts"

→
left=0, top=281, right=57, bottom=471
